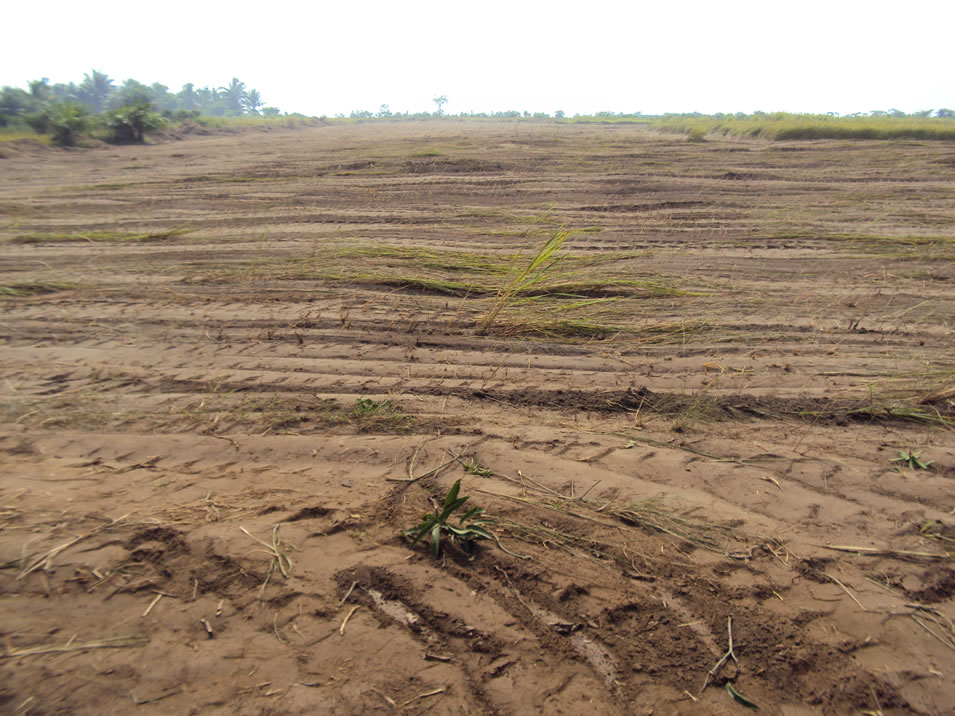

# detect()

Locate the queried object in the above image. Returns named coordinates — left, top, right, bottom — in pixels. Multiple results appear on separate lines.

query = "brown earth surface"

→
left=1, top=121, right=953, bottom=715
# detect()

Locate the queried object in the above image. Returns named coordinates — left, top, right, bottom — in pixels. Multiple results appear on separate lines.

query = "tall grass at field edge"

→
left=649, top=114, right=955, bottom=141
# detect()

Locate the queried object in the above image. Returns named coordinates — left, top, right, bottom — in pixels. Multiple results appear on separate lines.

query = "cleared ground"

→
left=1, top=122, right=953, bottom=715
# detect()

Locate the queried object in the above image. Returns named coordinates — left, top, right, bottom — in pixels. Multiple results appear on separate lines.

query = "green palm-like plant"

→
left=404, top=480, right=495, bottom=558
left=892, top=450, right=933, bottom=470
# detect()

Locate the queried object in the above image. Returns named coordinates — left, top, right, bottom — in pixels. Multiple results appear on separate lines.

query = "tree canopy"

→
left=0, top=70, right=279, bottom=130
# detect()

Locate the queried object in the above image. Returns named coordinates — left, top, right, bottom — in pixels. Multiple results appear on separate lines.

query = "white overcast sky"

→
left=2, top=0, right=952, bottom=116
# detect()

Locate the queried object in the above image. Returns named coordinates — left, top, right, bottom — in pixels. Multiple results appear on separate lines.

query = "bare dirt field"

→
left=1, top=121, right=953, bottom=715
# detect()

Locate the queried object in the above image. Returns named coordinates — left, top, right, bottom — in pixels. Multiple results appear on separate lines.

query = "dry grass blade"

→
left=399, top=687, right=446, bottom=708
left=905, top=604, right=955, bottom=651
left=824, top=544, right=951, bottom=560
left=918, top=385, right=955, bottom=405
left=387, top=454, right=458, bottom=483
left=825, top=572, right=866, bottom=610
left=340, top=605, right=359, bottom=635
left=3, top=634, right=148, bottom=658
left=910, top=614, right=955, bottom=651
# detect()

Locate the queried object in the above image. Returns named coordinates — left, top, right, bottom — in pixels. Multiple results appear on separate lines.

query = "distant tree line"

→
left=342, top=107, right=954, bottom=121
left=0, top=70, right=281, bottom=145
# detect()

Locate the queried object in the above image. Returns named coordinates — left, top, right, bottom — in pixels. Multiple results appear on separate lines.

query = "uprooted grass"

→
left=493, top=315, right=705, bottom=341
left=759, top=231, right=955, bottom=260
left=843, top=370, right=955, bottom=428
left=8, top=228, right=191, bottom=244
left=192, top=240, right=694, bottom=313
left=0, top=281, right=75, bottom=296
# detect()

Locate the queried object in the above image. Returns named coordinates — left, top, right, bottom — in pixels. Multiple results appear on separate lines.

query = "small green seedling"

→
left=892, top=450, right=933, bottom=470
left=404, top=480, right=495, bottom=558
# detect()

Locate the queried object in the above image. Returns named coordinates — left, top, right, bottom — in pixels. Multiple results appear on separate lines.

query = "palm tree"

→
left=28, top=78, right=51, bottom=101
left=242, top=89, right=264, bottom=115
left=219, top=78, right=247, bottom=114
left=195, top=87, right=218, bottom=108
left=177, top=83, right=198, bottom=110
left=79, top=70, right=114, bottom=112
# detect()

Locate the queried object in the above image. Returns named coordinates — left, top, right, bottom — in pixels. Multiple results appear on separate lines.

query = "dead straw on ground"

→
left=466, top=459, right=763, bottom=557
left=2, top=634, right=149, bottom=658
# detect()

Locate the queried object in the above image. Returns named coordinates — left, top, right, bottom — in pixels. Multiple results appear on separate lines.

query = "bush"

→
left=47, top=102, right=89, bottom=146
left=104, top=103, right=165, bottom=143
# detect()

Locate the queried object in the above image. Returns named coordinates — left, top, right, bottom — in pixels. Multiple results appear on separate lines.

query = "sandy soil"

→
left=1, top=122, right=953, bottom=715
